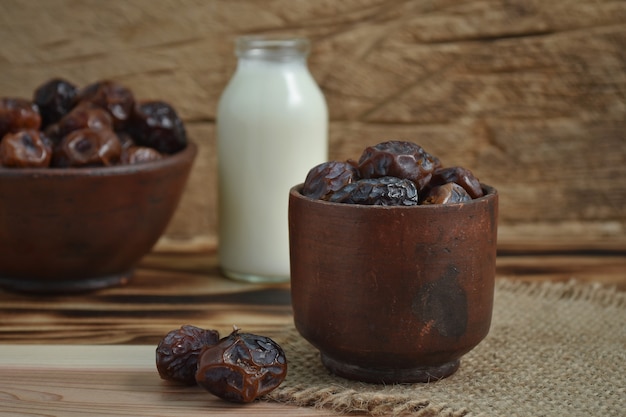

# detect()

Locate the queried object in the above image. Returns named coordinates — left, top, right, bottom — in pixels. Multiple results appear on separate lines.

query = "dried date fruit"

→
left=328, top=176, right=419, bottom=206
left=301, top=141, right=488, bottom=205
left=195, top=328, right=287, bottom=403
left=422, top=182, right=472, bottom=205
left=156, top=325, right=220, bottom=385
left=57, top=103, right=113, bottom=138
left=0, top=98, right=41, bottom=138
left=74, top=80, right=135, bottom=130
left=52, top=128, right=122, bottom=167
left=0, top=130, right=51, bottom=168
left=357, top=140, right=441, bottom=191
left=128, top=100, right=187, bottom=154
left=43, top=123, right=63, bottom=145
left=33, top=78, right=78, bottom=128
left=1, top=78, right=189, bottom=169
left=120, top=145, right=163, bottom=165
left=302, top=161, right=359, bottom=200
left=426, top=166, right=483, bottom=199
left=116, top=131, right=136, bottom=150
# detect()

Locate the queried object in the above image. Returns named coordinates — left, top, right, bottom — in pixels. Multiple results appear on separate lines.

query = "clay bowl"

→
left=0, top=142, right=197, bottom=293
left=289, top=183, right=498, bottom=383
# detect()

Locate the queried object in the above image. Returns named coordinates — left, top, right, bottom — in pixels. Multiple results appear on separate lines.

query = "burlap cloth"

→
left=267, top=280, right=625, bottom=416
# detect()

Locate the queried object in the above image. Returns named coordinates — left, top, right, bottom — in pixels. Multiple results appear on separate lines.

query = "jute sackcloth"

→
left=267, top=280, right=625, bottom=416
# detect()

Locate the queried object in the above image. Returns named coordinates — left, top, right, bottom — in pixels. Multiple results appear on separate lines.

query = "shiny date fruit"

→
left=156, top=325, right=220, bottom=385
left=116, top=131, right=136, bottom=150
left=0, top=98, right=41, bottom=138
left=195, top=328, right=287, bottom=403
left=302, top=161, right=360, bottom=200
left=74, top=80, right=135, bottom=130
left=57, top=103, right=113, bottom=138
left=33, top=78, right=78, bottom=128
left=328, top=176, right=419, bottom=206
left=43, top=123, right=63, bottom=145
left=120, top=145, right=163, bottom=165
left=422, top=182, right=472, bottom=205
left=52, top=128, right=122, bottom=167
left=357, top=140, right=441, bottom=191
left=427, top=166, right=484, bottom=199
left=128, top=101, right=187, bottom=154
left=0, top=130, right=51, bottom=168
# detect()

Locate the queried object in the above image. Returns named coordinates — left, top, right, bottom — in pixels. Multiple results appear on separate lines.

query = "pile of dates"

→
left=302, top=140, right=484, bottom=205
left=0, top=78, right=187, bottom=168
left=156, top=325, right=287, bottom=404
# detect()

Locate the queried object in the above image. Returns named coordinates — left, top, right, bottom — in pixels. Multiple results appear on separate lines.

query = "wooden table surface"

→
left=1, top=250, right=624, bottom=417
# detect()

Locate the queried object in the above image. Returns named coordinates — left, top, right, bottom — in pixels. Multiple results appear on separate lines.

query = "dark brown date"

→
left=156, top=325, right=220, bottom=385
left=52, top=128, right=122, bottom=167
left=43, top=123, right=63, bottom=145
left=116, top=131, right=136, bottom=150
left=302, top=161, right=359, bottom=200
left=120, top=146, right=163, bottom=165
left=427, top=166, right=484, bottom=199
left=0, top=130, right=51, bottom=168
left=74, top=80, right=135, bottom=130
left=0, top=98, right=41, bottom=138
left=422, top=182, right=472, bottom=205
left=1, top=78, right=190, bottom=169
left=195, top=328, right=287, bottom=403
left=33, top=78, right=78, bottom=128
left=128, top=100, right=187, bottom=154
left=57, top=103, right=113, bottom=138
left=328, top=176, right=419, bottom=206
left=357, top=140, right=441, bottom=191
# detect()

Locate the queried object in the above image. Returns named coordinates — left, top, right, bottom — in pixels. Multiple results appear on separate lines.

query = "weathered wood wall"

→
left=1, top=0, right=625, bottom=252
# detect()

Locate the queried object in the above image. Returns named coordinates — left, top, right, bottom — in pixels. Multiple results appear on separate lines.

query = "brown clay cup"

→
left=0, top=142, right=197, bottom=293
left=289, top=184, right=498, bottom=383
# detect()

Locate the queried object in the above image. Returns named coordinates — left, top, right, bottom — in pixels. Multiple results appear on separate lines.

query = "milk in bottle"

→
left=217, top=36, right=328, bottom=282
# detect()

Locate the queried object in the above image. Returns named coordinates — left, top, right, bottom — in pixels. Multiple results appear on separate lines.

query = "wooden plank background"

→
left=0, top=0, right=624, bottom=252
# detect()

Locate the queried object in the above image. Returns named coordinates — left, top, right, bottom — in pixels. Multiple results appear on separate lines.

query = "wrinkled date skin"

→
left=116, top=132, right=136, bottom=150
left=0, top=130, right=51, bottom=168
left=52, top=128, right=122, bottom=167
left=427, top=166, right=484, bottom=199
left=0, top=98, right=41, bottom=138
left=422, top=182, right=472, bottom=205
left=1, top=78, right=188, bottom=169
left=33, top=78, right=78, bottom=128
left=302, top=160, right=360, bottom=200
left=128, top=101, right=187, bottom=154
left=196, top=329, right=288, bottom=403
left=301, top=140, right=487, bottom=206
left=74, top=80, right=135, bottom=130
left=357, top=140, right=441, bottom=192
left=120, top=145, right=163, bottom=165
left=57, top=103, right=114, bottom=139
left=156, top=325, right=221, bottom=385
left=328, top=176, right=419, bottom=206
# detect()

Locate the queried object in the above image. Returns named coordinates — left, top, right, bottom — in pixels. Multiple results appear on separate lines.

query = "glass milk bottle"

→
left=217, top=36, right=328, bottom=283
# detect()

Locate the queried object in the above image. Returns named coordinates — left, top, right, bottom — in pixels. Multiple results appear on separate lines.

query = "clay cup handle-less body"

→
left=289, top=184, right=498, bottom=383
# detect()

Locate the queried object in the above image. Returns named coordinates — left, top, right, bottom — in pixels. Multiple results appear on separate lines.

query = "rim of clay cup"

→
left=290, top=182, right=497, bottom=210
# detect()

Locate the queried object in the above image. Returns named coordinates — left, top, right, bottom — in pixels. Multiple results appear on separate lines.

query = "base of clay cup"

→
left=0, top=269, right=134, bottom=294
left=321, top=353, right=460, bottom=384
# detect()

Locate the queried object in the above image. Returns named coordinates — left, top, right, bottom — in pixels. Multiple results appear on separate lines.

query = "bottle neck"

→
left=235, top=36, right=310, bottom=63
left=236, top=56, right=307, bottom=72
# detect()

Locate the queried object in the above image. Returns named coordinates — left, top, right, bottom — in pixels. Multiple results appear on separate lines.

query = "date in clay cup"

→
left=288, top=183, right=498, bottom=384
